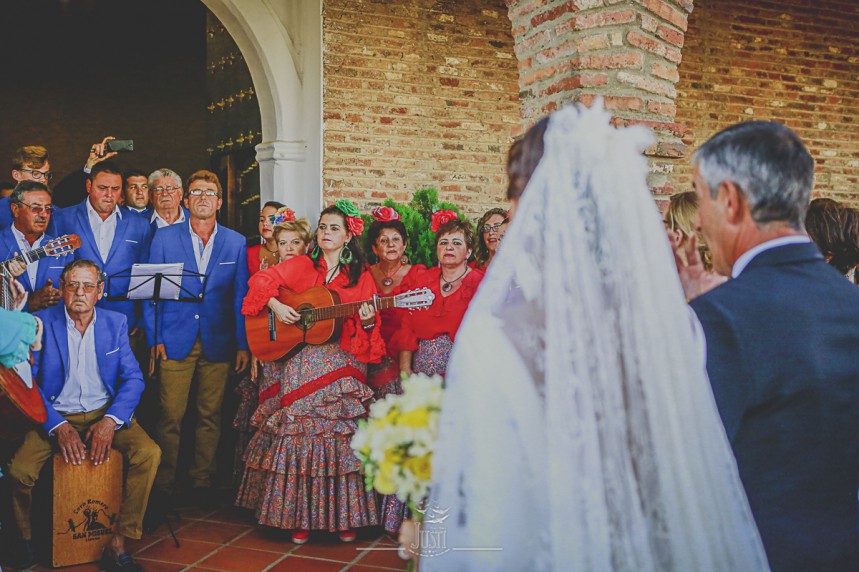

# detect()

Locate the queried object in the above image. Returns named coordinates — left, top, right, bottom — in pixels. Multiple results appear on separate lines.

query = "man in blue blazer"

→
left=1, top=146, right=62, bottom=235
left=677, top=121, right=859, bottom=571
left=0, top=181, right=72, bottom=312
left=146, top=167, right=188, bottom=235
left=6, top=259, right=160, bottom=571
left=54, top=161, right=152, bottom=331
left=122, top=169, right=152, bottom=217
left=144, top=169, right=249, bottom=511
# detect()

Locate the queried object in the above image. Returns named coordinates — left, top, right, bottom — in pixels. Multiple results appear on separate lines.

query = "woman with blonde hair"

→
left=665, top=191, right=715, bottom=271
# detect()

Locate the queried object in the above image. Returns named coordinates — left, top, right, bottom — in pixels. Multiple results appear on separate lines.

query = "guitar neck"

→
left=305, top=295, right=397, bottom=322
left=2, top=245, right=51, bottom=267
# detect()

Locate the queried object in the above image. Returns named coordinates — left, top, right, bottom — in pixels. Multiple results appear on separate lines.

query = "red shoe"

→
left=339, top=530, right=357, bottom=543
left=291, top=530, right=310, bottom=545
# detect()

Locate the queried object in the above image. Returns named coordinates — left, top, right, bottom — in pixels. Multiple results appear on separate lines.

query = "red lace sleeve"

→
left=340, top=315, right=386, bottom=363
left=389, top=309, right=419, bottom=353
left=242, top=257, right=314, bottom=315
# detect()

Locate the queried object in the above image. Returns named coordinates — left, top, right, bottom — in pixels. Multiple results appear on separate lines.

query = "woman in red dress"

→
left=246, top=201, right=285, bottom=275
left=394, top=212, right=483, bottom=377
left=237, top=200, right=384, bottom=544
left=233, top=208, right=311, bottom=485
left=364, top=206, right=426, bottom=536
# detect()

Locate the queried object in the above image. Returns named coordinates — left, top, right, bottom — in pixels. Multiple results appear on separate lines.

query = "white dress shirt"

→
left=731, top=235, right=812, bottom=278
left=190, top=222, right=218, bottom=279
left=11, top=224, right=44, bottom=287
left=50, top=308, right=123, bottom=434
left=150, top=208, right=186, bottom=229
left=85, top=199, right=121, bottom=262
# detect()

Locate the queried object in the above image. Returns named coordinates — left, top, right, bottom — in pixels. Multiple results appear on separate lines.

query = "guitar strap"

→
left=279, top=365, right=366, bottom=409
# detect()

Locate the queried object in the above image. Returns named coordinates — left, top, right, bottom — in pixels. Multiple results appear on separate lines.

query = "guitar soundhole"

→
left=294, top=304, right=315, bottom=331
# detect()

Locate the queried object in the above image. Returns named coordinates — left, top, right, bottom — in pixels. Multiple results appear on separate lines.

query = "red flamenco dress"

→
left=235, top=255, right=385, bottom=532
left=232, top=245, right=276, bottom=484
left=365, top=264, right=426, bottom=534
left=390, top=266, right=484, bottom=377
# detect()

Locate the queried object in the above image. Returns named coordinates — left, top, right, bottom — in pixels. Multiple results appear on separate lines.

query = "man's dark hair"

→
left=694, top=121, right=814, bottom=230
left=88, top=161, right=123, bottom=181
left=10, top=181, right=51, bottom=205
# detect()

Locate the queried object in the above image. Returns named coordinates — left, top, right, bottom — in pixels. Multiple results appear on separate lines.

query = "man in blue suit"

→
left=0, top=181, right=72, bottom=311
left=54, top=161, right=152, bottom=331
left=146, top=167, right=188, bottom=234
left=6, top=259, right=160, bottom=571
left=144, top=169, right=249, bottom=511
left=122, top=169, right=152, bottom=217
left=677, top=121, right=859, bottom=571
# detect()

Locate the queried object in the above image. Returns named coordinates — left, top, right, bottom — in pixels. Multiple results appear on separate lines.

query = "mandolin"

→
left=246, top=286, right=435, bottom=361
left=0, top=234, right=79, bottom=439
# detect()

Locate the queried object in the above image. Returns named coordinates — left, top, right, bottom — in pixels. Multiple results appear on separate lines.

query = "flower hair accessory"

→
left=431, top=209, right=458, bottom=233
left=335, top=199, right=365, bottom=236
left=371, top=206, right=400, bottom=222
left=272, top=206, right=296, bottom=225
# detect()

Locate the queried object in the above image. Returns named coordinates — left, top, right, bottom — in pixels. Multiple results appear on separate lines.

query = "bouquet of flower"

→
left=350, top=373, right=444, bottom=506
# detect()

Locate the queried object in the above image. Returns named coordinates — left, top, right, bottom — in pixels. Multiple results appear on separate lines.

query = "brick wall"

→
left=506, top=0, right=693, bottom=193
left=673, top=0, right=859, bottom=203
left=322, top=0, right=521, bottom=218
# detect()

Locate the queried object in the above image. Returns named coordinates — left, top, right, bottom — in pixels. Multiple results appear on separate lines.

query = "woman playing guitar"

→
left=238, top=200, right=384, bottom=545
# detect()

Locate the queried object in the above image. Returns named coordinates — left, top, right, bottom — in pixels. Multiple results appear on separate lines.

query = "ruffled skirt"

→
left=235, top=342, right=380, bottom=531
left=414, top=334, right=454, bottom=377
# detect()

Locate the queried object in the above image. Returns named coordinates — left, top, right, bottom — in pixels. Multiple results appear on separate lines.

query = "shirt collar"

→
left=150, top=207, right=186, bottom=226
left=190, top=221, right=219, bottom=242
left=10, top=223, right=44, bottom=247
left=64, top=305, right=97, bottom=331
left=85, top=197, right=121, bottom=221
left=731, top=234, right=812, bottom=278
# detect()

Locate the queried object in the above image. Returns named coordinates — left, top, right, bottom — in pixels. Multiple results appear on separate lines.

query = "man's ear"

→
left=719, top=180, right=748, bottom=226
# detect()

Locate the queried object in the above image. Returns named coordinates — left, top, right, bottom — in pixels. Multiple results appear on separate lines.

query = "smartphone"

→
left=106, top=139, right=134, bottom=152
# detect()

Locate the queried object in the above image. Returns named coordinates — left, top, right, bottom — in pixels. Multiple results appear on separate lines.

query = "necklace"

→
left=262, top=241, right=278, bottom=254
left=324, top=264, right=339, bottom=285
left=440, top=266, right=468, bottom=293
left=377, top=261, right=403, bottom=287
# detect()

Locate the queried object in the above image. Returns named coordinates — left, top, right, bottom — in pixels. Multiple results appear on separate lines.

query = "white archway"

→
left=201, top=0, right=322, bottom=222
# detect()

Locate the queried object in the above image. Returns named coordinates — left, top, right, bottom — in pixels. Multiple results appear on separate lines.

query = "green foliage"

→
left=358, top=187, right=467, bottom=267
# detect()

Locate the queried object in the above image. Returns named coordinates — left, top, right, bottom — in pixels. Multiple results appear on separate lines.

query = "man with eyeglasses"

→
left=0, top=181, right=72, bottom=312
left=6, top=258, right=160, bottom=572
left=54, top=161, right=152, bottom=333
left=122, top=169, right=152, bottom=215
left=146, top=168, right=189, bottom=234
left=0, top=146, right=63, bottom=235
left=143, top=169, right=249, bottom=517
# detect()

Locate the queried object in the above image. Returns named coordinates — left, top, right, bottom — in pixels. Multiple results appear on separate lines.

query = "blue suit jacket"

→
left=144, top=220, right=248, bottom=361
left=691, top=243, right=859, bottom=571
left=147, top=206, right=190, bottom=236
left=32, top=305, right=145, bottom=432
left=55, top=200, right=152, bottom=328
left=0, top=226, right=73, bottom=310
left=0, top=196, right=62, bottom=236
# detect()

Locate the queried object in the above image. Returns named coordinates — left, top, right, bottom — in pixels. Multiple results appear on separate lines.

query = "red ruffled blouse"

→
left=376, top=265, right=427, bottom=358
left=247, top=244, right=264, bottom=276
left=390, top=266, right=484, bottom=353
left=242, top=255, right=385, bottom=363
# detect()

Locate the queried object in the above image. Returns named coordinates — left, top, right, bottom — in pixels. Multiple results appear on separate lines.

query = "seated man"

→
left=6, top=259, right=160, bottom=572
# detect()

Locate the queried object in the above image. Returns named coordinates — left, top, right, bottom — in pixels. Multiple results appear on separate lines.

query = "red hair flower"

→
left=431, top=209, right=458, bottom=233
left=335, top=199, right=365, bottom=236
left=371, top=206, right=400, bottom=222
left=272, top=206, right=296, bottom=225
left=346, top=216, right=364, bottom=236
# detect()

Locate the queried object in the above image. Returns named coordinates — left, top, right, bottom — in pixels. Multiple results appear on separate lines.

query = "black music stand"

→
left=106, top=264, right=208, bottom=547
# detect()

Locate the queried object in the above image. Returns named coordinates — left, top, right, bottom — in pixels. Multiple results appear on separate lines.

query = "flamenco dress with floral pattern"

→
left=390, top=266, right=484, bottom=376
left=232, top=246, right=281, bottom=485
left=235, top=255, right=385, bottom=531
left=366, top=263, right=426, bottom=534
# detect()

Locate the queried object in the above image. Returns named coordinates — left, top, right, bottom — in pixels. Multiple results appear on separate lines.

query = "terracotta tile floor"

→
left=15, top=506, right=408, bottom=572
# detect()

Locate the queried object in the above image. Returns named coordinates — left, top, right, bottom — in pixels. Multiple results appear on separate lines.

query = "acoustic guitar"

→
left=0, top=233, right=81, bottom=440
left=246, top=286, right=435, bottom=361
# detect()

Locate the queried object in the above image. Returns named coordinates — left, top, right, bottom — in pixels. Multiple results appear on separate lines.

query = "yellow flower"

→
left=375, top=458, right=398, bottom=495
left=404, top=453, right=432, bottom=482
left=398, top=407, right=429, bottom=428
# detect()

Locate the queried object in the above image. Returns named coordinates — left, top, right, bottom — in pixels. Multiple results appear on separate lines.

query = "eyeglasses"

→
left=127, top=183, right=149, bottom=191
left=62, top=281, right=99, bottom=293
left=481, top=223, right=503, bottom=233
left=18, top=168, right=53, bottom=182
left=19, top=202, right=54, bottom=215
left=188, top=189, right=219, bottom=197
left=153, top=185, right=181, bottom=194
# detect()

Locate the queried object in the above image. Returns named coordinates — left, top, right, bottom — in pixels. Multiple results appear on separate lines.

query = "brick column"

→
left=507, top=0, right=694, bottom=194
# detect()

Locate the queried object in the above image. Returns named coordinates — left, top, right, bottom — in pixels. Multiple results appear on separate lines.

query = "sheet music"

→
left=128, top=263, right=184, bottom=300
left=13, top=361, right=33, bottom=389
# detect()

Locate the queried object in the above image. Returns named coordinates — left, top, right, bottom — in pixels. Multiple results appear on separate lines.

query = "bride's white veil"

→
left=421, top=101, right=769, bottom=571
